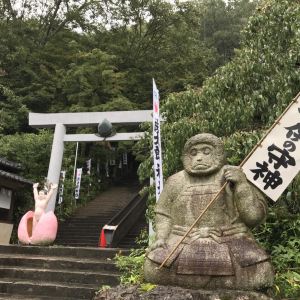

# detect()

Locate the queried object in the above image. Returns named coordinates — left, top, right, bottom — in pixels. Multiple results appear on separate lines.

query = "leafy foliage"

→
left=138, top=0, right=300, bottom=181
left=0, top=84, right=28, bottom=134
left=60, top=49, right=127, bottom=111
left=0, top=0, right=256, bottom=115
left=135, top=0, right=300, bottom=297
left=114, top=228, right=148, bottom=285
left=0, top=130, right=52, bottom=180
left=115, top=248, right=146, bottom=285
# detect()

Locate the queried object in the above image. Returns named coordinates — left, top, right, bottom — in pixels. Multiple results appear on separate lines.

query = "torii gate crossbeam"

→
left=29, top=111, right=152, bottom=212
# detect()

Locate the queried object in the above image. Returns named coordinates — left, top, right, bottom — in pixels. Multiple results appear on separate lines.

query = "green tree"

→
left=198, top=0, right=258, bottom=64
left=60, top=49, right=127, bottom=111
left=0, top=131, right=52, bottom=180
left=0, top=0, right=256, bottom=116
left=136, top=0, right=300, bottom=297
left=139, top=0, right=300, bottom=178
left=0, top=84, right=28, bottom=134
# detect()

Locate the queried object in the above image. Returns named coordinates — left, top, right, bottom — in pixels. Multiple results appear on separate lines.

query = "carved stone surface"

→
left=94, top=285, right=274, bottom=300
left=144, top=134, right=274, bottom=290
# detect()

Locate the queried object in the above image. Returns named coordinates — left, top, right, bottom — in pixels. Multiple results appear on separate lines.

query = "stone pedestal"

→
left=94, top=285, right=274, bottom=300
left=0, top=223, right=13, bottom=245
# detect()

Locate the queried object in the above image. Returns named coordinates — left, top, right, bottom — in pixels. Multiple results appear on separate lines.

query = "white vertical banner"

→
left=153, top=79, right=164, bottom=201
left=97, top=160, right=100, bottom=173
left=86, top=158, right=92, bottom=175
left=58, top=170, right=66, bottom=204
left=105, top=162, right=110, bottom=177
left=243, top=93, right=300, bottom=201
left=74, top=168, right=82, bottom=200
left=123, top=152, right=128, bottom=165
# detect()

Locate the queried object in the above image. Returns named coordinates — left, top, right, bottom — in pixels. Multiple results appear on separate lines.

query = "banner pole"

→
left=158, top=91, right=300, bottom=270
left=73, top=142, right=79, bottom=183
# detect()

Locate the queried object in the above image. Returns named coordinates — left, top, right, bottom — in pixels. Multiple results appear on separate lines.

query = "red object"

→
left=99, top=228, right=107, bottom=248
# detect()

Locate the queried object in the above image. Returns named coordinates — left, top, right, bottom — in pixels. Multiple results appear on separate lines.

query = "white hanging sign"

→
left=153, top=79, right=164, bottom=201
left=243, top=94, right=300, bottom=201
left=74, top=168, right=82, bottom=200
left=0, top=188, right=12, bottom=209
left=58, top=170, right=66, bottom=204
left=105, top=162, right=109, bottom=177
left=86, top=158, right=91, bottom=175
left=123, top=152, right=128, bottom=165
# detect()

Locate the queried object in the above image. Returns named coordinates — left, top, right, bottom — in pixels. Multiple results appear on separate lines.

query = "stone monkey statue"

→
left=144, top=133, right=274, bottom=291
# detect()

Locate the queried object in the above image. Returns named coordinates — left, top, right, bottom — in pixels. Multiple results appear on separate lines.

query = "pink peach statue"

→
left=18, top=182, right=58, bottom=245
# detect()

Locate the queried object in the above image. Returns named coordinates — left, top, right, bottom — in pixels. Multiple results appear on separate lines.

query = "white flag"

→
left=123, top=152, right=128, bottom=165
left=243, top=93, right=300, bottom=201
left=74, top=168, right=82, bottom=200
left=58, top=170, right=66, bottom=204
left=153, top=79, right=164, bottom=201
left=86, top=159, right=91, bottom=175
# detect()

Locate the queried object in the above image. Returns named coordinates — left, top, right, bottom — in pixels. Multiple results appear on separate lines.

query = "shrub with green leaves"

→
left=115, top=248, right=146, bottom=285
left=135, top=0, right=300, bottom=297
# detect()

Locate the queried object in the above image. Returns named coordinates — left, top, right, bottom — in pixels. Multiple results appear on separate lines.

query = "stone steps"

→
left=56, top=185, right=142, bottom=247
left=0, top=278, right=95, bottom=299
left=0, top=293, right=74, bottom=300
left=0, top=267, right=119, bottom=285
left=0, top=244, right=128, bottom=258
left=0, top=254, right=119, bottom=272
left=0, top=245, right=128, bottom=299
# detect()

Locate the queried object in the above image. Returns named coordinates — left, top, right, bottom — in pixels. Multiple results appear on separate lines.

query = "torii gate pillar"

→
left=46, top=123, right=66, bottom=212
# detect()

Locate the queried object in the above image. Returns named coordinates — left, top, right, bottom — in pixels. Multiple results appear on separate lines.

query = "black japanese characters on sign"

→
left=153, top=79, right=163, bottom=201
left=251, top=110, right=300, bottom=190
left=154, top=119, right=160, bottom=160
left=155, top=163, right=161, bottom=194
left=153, top=119, right=162, bottom=194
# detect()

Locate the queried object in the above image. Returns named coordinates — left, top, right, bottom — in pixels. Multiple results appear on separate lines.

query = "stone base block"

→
left=95, top=285, right=274, bottom=300
left=0, top=223, right=13, bottom=245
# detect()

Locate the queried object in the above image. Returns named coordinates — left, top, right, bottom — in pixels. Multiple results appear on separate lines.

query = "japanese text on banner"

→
left=58, top=170, right=66, bottom=204
left=153, top=79, right=163, bottom=201
left=74, top=168, right=82, bottom=200
left=242, top=95, right=300, bottom=201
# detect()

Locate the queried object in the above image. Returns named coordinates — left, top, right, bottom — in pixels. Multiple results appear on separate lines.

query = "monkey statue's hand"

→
left=223, top=165, right=248, bottom=185
left=147, top=239, right=167, bottom=253
left=33, top=183, right=39, bottom=189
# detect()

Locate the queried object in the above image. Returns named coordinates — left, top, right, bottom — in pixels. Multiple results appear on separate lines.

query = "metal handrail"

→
left=101, top=191, right=147, bottom=248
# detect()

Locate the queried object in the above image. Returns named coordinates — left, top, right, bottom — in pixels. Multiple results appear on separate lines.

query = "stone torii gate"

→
left=29, top=110, right=152, bottom=212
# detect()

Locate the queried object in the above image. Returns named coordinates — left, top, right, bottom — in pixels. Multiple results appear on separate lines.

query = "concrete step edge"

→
left=0, top=278, right=96, bottom=289
left=0, top=266, right=120, bottom=277
left=0, top=293, right=81, bottom=299
left=0, top=253, right=116, bottom=264
left=0, top=245, right=130, bottom=255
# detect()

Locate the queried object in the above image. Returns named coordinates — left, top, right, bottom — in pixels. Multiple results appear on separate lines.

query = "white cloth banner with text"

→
left=74, top=168, right=82, bottom=200
left=153, top=79, right=163, bottom=201
left=58, top=170, right=66, bottom=204
left=243, top=94, right=300, bottom=201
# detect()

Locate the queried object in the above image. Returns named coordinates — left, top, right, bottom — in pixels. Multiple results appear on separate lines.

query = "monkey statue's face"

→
left=182, top=134, right=225, bottom=176
left=188, top=143, right=215, bottom=174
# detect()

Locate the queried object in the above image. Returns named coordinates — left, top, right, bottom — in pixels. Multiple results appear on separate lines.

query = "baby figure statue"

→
left=18, top=182, right=58, bottom=245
